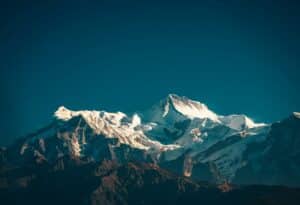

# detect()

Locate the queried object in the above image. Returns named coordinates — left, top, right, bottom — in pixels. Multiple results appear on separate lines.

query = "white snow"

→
left=54, top=106, right=74, bottom=120
left=219, top=115, right=266, bottom=130
left=162, top=100, right=170, bottom=117
left=168, top=94, right=220, bottom=122
left=71, top=136, right=81, bottom=157
left=51, top=94, right=270, bottom=181
left=20, top=143, right=28, bottom=155
left=293, top=112, right=300, bottom=119
left=54, top=106, right=180, bottom=151
left=131, top=114, right=141, bottom=128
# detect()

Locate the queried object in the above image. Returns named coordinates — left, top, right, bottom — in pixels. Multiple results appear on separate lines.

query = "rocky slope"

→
left=1, top=157, right=300, bottom=205
left=1, top=94, right=299, bottom=186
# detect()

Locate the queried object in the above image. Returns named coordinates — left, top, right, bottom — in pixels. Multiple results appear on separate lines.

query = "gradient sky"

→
left=1, top=0, right=300, bottom=145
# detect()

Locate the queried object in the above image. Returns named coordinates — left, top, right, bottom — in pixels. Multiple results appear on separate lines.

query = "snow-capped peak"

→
left=54, top=106, right=74, bottom=120
left=165, top=94, right=220, bottom=121
left=16, top=96, right=271, bottom=184
left=143, top=94, right=267, bottom=129
left=54, top=106, right=126, bottom=126
left=54, top=106, right=180, bottom=151
left=141, top=94, right=220, bottom=124
left=219, top=114, right=267, bottom=130
left=293, top=112, right=300, bottom=119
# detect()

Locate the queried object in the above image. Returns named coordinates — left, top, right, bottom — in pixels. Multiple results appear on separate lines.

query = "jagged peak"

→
left=52, top=106, right=180, bottom=151
left=163, top=94, right=220, bottom=122
left=164, top=94, right=267, bottom=128
left=54, top=106, right=126, bottom=123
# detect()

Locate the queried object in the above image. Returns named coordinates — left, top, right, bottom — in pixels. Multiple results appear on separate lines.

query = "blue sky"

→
left=1, top=0, right=299, bottom=145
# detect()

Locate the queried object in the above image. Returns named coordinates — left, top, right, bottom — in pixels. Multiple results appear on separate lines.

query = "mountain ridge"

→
left=1, top=94, right=299, bottom=187
left=2, top=157, right=300, bottom=205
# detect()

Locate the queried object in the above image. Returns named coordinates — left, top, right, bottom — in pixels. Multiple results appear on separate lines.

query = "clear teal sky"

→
left=1, top=0, right=299, bottom=145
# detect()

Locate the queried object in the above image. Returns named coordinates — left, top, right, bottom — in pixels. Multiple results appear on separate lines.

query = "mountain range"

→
left=1, top=94, right=300, bottom=204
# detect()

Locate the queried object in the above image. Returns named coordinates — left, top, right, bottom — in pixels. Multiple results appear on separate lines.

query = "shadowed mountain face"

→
left=0, top=95, right=300, bottom=204
left=1, top=95, right=300, bottom=187
left=234, top=115, right=300, bottom=186
left=1, top=157, right=300, bottom=205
